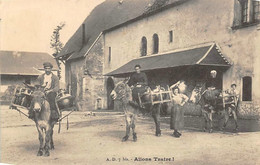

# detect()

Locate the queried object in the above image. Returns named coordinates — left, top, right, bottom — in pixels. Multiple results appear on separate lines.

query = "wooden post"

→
left=222, top=91, right=225, bottom=110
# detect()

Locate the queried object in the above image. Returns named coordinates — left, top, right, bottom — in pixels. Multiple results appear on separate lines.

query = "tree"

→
left=50, top=22, right=66, bottom=79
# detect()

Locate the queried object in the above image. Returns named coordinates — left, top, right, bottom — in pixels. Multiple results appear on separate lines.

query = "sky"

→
left=0, top=0, right=105, bottom=55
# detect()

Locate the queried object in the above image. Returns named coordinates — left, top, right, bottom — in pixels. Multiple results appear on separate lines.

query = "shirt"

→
left=128, top=72, right=148, bottom=87
left=172, top=93, right=189, bottom=106
left=44, top=74, right=52, bottom=90
left=206, top=77, right=218, bottom=89
left=36, top=73, right=59, bottom=93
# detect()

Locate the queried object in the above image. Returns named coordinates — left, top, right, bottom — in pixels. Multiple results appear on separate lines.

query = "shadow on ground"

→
left=69, top=118, right=118, bottom=128
left=160, top=115, right=260, bottom=133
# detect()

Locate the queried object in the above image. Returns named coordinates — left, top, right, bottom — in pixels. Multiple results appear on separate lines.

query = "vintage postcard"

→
left=0, top=0, right=260, bottom=164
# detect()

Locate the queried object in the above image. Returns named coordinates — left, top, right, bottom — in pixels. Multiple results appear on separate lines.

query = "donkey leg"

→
left=208, top=112, right=213, bottom=133
left=222, top=109, right=229, bottom=130
left=132, top=116, right=137, bottom=142
left=37, top=127, right=44, bottom=156
left=122, top=115, right=131, bottom=142
left=152, top=105, right=161, bottom=136
left=44, top=129, right=51, bottom=157
left=232, top=110, right=239, bottom=131
left=50, top=122, right=55, bottom=150
left=202, top=111, right=208, bottom=132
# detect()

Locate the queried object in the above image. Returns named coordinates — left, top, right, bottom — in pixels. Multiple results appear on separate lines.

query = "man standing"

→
left=29, top=62, right=60, bottom=121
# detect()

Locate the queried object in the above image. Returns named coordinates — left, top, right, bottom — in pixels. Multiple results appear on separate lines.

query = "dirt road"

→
left=1, top=106, right=260, bottom=165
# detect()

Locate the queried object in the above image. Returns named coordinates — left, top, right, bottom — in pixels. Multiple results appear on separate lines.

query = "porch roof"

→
left=105, top=43, right=231, bottom=77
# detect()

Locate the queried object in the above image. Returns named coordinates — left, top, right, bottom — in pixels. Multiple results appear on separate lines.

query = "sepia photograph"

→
left=0, top=0, right=260, bottom=164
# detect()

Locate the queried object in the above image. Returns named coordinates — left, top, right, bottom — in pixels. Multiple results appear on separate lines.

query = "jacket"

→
left=36, top=73, right=59, bottom=93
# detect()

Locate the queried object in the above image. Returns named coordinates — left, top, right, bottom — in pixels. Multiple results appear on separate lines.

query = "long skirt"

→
left=170, top=104, right=184, bottom=130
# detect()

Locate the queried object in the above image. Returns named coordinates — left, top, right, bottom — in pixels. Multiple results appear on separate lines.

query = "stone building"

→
left=104, top=0, right=260, bottom=118
left=58, top=0, right=260, bottom=118
left=56, top=0, right=157, bottom=110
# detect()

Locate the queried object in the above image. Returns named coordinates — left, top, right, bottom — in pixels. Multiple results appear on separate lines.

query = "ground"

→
left=0, top=105, right=260, bottom=165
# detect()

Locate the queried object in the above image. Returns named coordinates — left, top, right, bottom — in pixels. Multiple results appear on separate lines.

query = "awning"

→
left=105, top=43, right=231, bottom=77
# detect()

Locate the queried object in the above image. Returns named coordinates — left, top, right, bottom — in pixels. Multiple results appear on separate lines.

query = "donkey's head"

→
left=190, top=85, right=203, bottom=104
left=30, top=86, right=46, bottom=113
left=110, top=79, right=131, bottom=100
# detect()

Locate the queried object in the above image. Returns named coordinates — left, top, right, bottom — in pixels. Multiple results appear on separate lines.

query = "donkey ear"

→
left=123, top=77, right=130, bottom=83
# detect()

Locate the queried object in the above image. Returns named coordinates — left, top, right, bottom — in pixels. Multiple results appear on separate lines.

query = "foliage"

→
left=50, top=22, right=66, bottom=79
left=50, top=22, right=66, bottom=57
left=145, top=0, right=169, bottom=13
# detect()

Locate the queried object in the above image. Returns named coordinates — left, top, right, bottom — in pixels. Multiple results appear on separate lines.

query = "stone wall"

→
left=82, top=36, right=106, bottom=111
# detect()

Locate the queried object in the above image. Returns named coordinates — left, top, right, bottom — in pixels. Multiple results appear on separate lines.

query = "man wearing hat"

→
left=28, top=62, right=60, bottom=121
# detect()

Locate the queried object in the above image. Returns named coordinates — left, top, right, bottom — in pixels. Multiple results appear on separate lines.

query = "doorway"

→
left=106, top=77, right=114, bottom=110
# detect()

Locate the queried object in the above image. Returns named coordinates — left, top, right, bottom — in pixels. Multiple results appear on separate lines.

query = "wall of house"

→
left=65, top=58, right=85, bottom=110
left=1, top=75, right=38, bottom=86
left=104, top=0, right=260, bottom=118
left=83, top=36, right=107, bottom=111
left=65, top=36, right=107, bottom=111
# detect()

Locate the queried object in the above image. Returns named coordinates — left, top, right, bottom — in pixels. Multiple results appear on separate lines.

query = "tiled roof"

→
left=57, top=0, right=188, bottom=60
left=105, top=43, right=231, bottom=77
left=0, top=51, right=58, bottom=75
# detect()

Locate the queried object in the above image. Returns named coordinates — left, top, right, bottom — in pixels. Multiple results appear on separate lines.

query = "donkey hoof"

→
left=37, top=150, right=43, bottom=156
left=203, top=128, right=206, bottom=132
left=133, top=133, right=137, bottom=142
left=155, top=133, right=161, bottom=137
left=44, top=150, right=50, bottom=157
left=133, top=134, right=137, bottom=142
left=50, top=145, right=55, bottom=150
left=209, top=129, right=213, bottom=133
left=234, top=127, right=239, bottom=132
left=122, top=136, right=129, bottom=142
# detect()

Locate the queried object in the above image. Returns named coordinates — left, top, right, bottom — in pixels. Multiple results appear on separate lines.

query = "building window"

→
left=242, top=76, right=252, bottom=101
left=153, top=33, right=159, bottom=54
left=241, top=0, right=249, bottom=23
left=253, top=0, right=260, bottom=22
left=108, top=47, right=111, bottom=63
left=141, top=37, right=147, bottom=56
left=169, top=30, right=173, bottom=43
left=235, top=0, right=260, bottom=28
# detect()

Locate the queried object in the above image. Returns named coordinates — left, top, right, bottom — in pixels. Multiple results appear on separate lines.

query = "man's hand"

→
left=45, top=89, right=52, bottom=95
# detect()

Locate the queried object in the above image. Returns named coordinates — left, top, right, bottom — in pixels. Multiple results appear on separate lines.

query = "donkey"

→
left=110, top=80, right=162, bottom=142
left=190, top=85, right=238, bottom=132
left=30, top=86, right=56, bottom=156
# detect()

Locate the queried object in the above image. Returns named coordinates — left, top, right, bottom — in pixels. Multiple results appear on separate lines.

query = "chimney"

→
left=82, top=23, right=85, bottom=46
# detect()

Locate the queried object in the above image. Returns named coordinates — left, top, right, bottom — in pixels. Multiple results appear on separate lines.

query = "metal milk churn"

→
left=56, top=90, right=75, bottom=110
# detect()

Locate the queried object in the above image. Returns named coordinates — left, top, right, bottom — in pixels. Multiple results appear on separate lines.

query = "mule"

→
left=110, top=80, right=162, bottom=142
left=30, top=86, right=56, bottom=156
left=190, top=86, right=238, bottom=132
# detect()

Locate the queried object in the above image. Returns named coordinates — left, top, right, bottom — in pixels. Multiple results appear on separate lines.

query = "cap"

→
left=43, top=62, right=53, bottom=68
left=134, top=64, right=141, bottom=68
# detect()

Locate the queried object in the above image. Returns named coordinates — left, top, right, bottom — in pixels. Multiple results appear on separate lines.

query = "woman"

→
left=170, top=86, right=189, bottom=138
